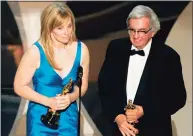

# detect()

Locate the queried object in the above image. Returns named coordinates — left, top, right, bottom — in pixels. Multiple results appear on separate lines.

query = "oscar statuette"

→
left=124, top=99, right=139, bottom=136
left=41, top=78, right=73, bottom=130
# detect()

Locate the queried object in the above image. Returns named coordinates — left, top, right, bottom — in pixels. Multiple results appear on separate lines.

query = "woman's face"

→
left=51, top=17, right=73, bottom=44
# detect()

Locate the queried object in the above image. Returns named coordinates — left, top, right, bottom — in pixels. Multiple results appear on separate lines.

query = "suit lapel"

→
left=119, top=39, right=132, bottom=105
left=133, top=39, right=157, bottom=105
left=120, top=38, right=158, bottom=105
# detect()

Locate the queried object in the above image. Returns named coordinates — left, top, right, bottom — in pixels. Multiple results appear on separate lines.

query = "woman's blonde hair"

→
left=39, top=2, right=77, bottom=70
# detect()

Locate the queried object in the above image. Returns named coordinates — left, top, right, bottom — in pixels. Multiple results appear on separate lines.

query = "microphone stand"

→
left=77, top=66, right=83, bottom=136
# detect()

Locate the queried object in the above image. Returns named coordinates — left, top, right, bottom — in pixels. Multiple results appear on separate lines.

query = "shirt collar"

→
left=131, top=38, right=152, bottom=57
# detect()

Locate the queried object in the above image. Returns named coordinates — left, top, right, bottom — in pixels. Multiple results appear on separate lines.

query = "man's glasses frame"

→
left=126, top=27, right=152, bottom=37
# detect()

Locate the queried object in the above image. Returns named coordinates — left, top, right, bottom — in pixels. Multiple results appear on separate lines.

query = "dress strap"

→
left=33, top=41, right=45, bottom=57
left=74, top=40, right=82, bottom=67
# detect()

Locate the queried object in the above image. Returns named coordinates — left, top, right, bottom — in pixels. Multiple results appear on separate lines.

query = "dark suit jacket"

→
left=98, top=37, right=187, bottom=136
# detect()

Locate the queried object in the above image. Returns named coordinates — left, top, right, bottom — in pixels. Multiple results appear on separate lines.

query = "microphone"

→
left=78, top=66, right=83, bottom=80
left=76, top=66, right=83, bottom=87
left=77, top=66, right=83, bottom=136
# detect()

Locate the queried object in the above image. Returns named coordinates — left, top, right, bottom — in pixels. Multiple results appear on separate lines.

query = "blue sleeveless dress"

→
left=27, top=41, right=81, bottom=136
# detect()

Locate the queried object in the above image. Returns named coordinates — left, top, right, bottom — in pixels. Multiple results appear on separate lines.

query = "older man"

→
left=98, top=5, right=186, bottom=136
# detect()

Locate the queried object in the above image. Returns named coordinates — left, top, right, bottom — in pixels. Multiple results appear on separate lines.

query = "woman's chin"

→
left=61, top=40, right=70, bottom=45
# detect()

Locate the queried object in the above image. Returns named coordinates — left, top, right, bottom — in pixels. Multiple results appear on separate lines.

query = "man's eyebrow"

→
left=129, top=28, right=147, bottom=31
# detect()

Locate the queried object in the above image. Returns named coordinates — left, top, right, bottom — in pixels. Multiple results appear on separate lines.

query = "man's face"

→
left=127, top=17, right=155, bottom=49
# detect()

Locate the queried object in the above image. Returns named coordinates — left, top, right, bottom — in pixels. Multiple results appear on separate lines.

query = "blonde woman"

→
left=14, top=2, right=90, bottom=136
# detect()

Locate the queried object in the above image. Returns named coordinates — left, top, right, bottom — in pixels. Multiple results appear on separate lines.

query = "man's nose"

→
left=133, top=31, right=139, bottom=38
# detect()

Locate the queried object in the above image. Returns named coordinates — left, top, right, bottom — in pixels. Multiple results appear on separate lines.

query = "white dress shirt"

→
left=126, top=39, right=152, bottom=104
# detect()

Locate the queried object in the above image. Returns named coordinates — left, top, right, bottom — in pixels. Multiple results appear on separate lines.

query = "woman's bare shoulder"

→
left=25, top=44, right=40, bottom=57
left=79, top=41, right=89, bottom=54
left=20, top=44, right=40, bottom=67
left=79, top=41, right=90, bottom=65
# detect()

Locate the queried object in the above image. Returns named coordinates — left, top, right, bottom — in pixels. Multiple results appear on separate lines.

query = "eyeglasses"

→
left=126, top=28, right=152, bottom=37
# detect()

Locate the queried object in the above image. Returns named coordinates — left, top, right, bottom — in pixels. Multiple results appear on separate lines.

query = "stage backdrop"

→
left=2, top=1, right=191, bottom=136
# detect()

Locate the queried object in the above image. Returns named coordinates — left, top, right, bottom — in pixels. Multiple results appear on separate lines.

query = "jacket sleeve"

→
left=142, top=51, right=187, bottom=120
left=163, top=53, right=186, bottom=115
left=98, top=40, right=125, bottom=124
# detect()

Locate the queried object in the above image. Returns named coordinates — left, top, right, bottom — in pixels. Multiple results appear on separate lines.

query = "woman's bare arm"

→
left=69, top=41, right=90, bottom=102
left=14, top=45, right=50, bottom=107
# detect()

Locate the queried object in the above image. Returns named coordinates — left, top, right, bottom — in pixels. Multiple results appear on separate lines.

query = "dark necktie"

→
left=130, top=49, right=145, bottom=56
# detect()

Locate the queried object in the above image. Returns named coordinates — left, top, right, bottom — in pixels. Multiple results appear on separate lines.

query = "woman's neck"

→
left=53, top=41, right=70, bottom=49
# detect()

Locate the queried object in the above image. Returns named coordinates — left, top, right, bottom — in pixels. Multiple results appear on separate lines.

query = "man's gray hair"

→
left=126, top=5, right=161, bottom=33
